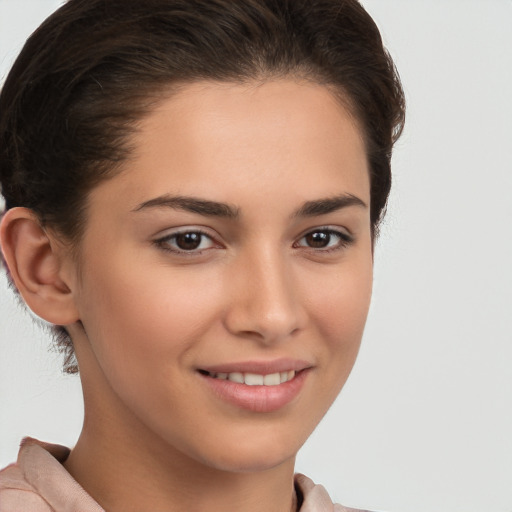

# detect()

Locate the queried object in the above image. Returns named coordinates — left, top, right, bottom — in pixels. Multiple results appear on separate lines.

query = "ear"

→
left=0, top=207, right=80, bottom=325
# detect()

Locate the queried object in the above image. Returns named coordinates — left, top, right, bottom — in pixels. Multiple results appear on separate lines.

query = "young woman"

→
left=0, top=0, right=404, bottom=511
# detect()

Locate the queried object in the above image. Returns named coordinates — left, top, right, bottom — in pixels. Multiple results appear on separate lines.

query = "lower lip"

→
left=199, top=370, right=309, bottom=413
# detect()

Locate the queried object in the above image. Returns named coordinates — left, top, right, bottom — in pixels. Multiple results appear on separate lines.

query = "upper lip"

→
left=198, top=358, right=312, bottom=375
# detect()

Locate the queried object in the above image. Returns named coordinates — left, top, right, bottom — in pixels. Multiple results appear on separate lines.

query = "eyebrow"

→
left=293, top=193, right=367, bottom=217
left=133, top=195, right=240, bottom=218
left=133, top=193, right=366, bottom=219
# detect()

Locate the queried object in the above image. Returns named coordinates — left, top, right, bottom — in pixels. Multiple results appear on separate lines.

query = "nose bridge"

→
left=224, top=242, right=304, bottom=343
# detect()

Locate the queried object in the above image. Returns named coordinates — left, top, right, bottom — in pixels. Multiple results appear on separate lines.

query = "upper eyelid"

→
left=153, top=229, right=220, bottom=256
left=154, top=225, right=218, bottom=239
left=293, top=230, right=354, bottom=258
left=154, top=226, right=219, bottom=243
left=296, top=225, right=353, bottom=240
left=152, top=225, right=353, bottom=245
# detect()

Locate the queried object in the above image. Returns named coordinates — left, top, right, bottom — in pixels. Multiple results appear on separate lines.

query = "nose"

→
left=223, top=247, right=307, bottom=345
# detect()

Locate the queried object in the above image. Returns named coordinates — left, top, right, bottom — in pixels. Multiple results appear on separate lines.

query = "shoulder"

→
left=0, top=460, right=53, bottom=512
left=0, top=437, right=104, bottom=512
left=295, top=473, right=373, bottom=512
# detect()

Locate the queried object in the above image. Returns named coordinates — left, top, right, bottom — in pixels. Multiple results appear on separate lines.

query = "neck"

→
left=65, top=419, right=297, bottom=512
left=64, top=338, right=298, bottom=512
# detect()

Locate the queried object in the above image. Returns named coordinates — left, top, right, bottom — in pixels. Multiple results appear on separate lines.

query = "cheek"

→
left=308, top=252, right=373, bottom=378
left=321, top=278, right=372, bottom=344
left=73, top=263, right=220, bottom=434
left=77, top=258, right=223, bottom=375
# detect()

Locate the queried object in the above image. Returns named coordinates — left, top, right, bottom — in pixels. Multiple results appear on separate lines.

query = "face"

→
left=66, top=80, right=373, bottom=473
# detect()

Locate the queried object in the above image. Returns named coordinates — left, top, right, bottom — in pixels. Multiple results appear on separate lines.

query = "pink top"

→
left=0, top=438, right=368, bottom=512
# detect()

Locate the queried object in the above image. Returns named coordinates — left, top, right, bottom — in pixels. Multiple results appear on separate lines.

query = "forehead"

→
left=88, top=79, right=370, bottom=216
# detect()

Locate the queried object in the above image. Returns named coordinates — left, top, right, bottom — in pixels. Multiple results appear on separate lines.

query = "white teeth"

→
left=245, top=373, right=264, bottom=386
left=264, top=373, right=281, bottom=386
left=228, top=372, right=244, bottom=384
left=210, top=370, right=297, bottom=385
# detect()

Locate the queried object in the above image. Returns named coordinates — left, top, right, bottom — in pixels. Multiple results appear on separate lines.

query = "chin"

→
left=183, top=430, right=302, bottom=474
left=206, top=449, right=297, bottom=474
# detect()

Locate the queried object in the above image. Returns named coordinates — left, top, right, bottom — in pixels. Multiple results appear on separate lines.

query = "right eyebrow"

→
left=293, top=193, right=367, bottom=218
left=132, top=194, right=240, bottom=219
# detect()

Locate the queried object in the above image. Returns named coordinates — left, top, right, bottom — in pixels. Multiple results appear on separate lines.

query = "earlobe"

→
left=0, top=207, right=80, bottom=325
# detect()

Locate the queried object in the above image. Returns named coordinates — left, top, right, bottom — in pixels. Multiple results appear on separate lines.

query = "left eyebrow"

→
left=293, top=194, right=367, bottom=218
left=132, top=195, right=240, bottom=218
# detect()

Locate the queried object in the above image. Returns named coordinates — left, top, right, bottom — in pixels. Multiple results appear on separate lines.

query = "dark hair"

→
left=0, top=0, right=405, bottom=373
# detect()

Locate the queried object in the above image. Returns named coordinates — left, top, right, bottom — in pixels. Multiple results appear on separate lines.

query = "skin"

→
left=1, top=79, right=373, bottom=512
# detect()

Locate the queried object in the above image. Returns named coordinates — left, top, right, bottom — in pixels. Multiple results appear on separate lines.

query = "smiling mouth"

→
left=198, top=370, right=297, bottom=386
left=198, top=366, right=309, bottom=412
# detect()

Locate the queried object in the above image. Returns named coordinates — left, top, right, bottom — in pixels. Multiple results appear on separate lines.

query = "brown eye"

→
left=175, top=232, right=203, bottom=250
left=156, top=230, right=216, bottom=253
left=296, top=228, right=353, bottom=252
left=304, top=231, right=331, bottom=248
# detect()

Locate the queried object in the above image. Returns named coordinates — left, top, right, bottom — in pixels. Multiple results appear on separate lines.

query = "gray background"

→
left=1, top=1, right=511, bottom=511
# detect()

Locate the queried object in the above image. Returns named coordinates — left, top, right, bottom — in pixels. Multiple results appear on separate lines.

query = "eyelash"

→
left=154, top=227, right=354, bottom=255
left=294, top=227, right=354, bottom=253
left=154, top=228, right=217, bottom=255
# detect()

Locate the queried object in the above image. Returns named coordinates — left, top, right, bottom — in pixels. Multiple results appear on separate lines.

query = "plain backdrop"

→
left=1, top=1, right=511, bottom=511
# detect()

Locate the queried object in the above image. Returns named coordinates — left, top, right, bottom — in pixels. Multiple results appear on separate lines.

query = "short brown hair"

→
left=0, top=0, right=405, bottom=372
